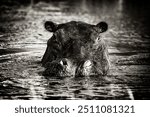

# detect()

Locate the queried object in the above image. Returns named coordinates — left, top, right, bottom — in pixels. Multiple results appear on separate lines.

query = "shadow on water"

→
left=0, top=0, right=150, bottom=99
left=0, top=48, right=27, bottom=56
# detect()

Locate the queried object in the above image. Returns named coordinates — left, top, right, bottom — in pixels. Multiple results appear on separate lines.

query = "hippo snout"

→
left=43, top=59, right=104, bottom=77
left=43, top=59, right=76, bottom=77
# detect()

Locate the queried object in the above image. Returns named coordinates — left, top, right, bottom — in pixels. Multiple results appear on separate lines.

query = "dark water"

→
left=0, top=0, right=150, bottom=100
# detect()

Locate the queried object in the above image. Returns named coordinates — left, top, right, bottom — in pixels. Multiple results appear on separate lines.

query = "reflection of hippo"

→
left=42, top=21, right=110, bottom=77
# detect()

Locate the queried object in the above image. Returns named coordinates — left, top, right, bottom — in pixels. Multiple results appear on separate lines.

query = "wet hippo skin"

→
left=42, top=21, right=110, bottom=77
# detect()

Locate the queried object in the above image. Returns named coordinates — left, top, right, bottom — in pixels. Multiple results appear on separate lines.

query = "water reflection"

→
left=0, top=0, right=150, bottom=99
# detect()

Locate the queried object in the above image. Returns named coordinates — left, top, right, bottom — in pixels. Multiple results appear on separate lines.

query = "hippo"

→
left=41, top=21, right=110, bottom=77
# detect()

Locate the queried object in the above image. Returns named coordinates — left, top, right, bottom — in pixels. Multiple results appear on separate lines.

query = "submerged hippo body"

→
left=42, top=21, right=110, bottom=77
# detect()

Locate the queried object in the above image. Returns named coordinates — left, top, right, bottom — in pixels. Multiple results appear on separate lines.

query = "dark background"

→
left=0, top=0, right=150, bottom=100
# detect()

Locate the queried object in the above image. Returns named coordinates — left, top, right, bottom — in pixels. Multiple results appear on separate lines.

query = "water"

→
left=0, top=0, right=150, bottom=100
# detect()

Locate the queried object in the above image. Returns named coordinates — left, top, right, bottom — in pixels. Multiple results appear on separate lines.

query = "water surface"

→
left=0, top=0, right=150, bottom=99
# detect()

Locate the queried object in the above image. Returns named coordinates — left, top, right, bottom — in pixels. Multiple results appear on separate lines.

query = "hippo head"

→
left=42, top=21, right=109, bottom=77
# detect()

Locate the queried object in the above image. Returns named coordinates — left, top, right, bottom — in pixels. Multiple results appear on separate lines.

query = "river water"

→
left=0, top=0, right=150, bottom=99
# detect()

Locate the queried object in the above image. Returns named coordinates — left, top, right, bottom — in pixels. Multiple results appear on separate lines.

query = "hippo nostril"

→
left=60, top=59, right=67, bottom=65
left=63, top=60, right=67, bottom=65
left=93, top=61, right=97, bottom=65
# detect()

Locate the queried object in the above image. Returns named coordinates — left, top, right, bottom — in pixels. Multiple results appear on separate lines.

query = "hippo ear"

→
left=44, top=21, right=58, bottom=32
left=96, top=21, right=108, bottom=33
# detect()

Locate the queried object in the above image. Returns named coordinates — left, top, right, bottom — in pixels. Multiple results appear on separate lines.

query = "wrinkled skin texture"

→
left=42, top=21, right=110, bottom=77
